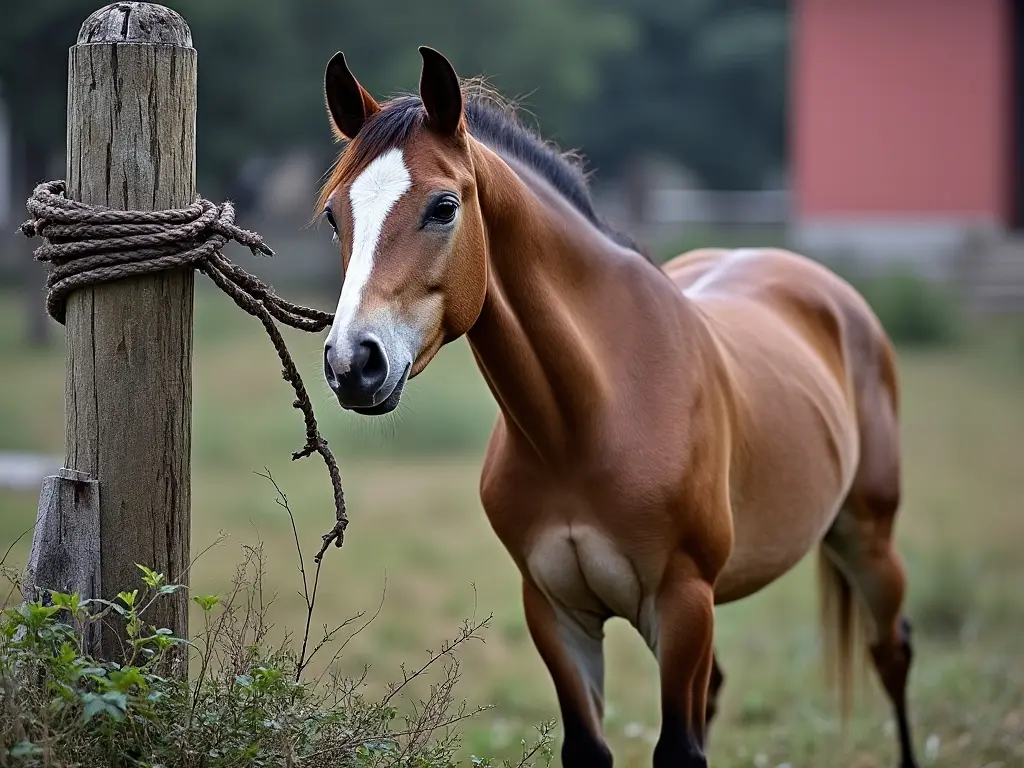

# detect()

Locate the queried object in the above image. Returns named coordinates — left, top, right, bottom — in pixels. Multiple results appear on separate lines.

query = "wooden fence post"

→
left=24, top=469, right=102, bottom=653
left=45, top=2, right=196, bottom=666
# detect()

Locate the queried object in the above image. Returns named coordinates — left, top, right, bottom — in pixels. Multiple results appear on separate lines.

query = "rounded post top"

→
left=78, top=2, right=192, bottom=46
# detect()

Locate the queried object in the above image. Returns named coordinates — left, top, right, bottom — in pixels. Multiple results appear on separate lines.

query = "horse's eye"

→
left=430, top=198, right=459, bottom=224
left=324, top=207, right=338, bottom=232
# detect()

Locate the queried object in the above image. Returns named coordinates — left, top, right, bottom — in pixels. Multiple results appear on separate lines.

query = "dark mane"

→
left=320, top=84, right=644, bottom=255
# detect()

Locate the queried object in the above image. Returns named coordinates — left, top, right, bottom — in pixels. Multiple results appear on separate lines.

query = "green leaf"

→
left=48, top=680, right=76, bottom=700
left=8, top=741, right=43, bottom=758
left=191, top=595, right=220, bottom=612
left=117, top=590, right=138, bottom=608
left=81, top=693, right=108, bottom=722
left=103, top=690, right=128, bottom=713
left=48, top=591, right=74, bottom=610
left=84, top=598, right=127, bottom=617
left=27, top=603, right=62, bottom=623
left=81, top=691, right=128, bottom=723
left=136, top=563, right=164, bottom=588
left=108, top=667, right=147, bottom=693
left=57, top=641, right=77, bottom=664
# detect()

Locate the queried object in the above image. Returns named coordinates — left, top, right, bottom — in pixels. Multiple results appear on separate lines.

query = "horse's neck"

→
left=466, top=143, right=690, bottom=464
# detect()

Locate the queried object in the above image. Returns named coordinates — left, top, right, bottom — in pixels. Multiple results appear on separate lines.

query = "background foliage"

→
left=0, top=0, right=787, bottom=200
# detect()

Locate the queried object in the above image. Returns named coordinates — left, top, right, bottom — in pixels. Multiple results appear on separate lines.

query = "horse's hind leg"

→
left=824, top=365, right=919, bottom=768
left=824, top=503, right=918, bottom=768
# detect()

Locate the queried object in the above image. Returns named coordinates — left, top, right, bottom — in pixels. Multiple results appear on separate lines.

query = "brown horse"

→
left=317, top=47, right=919, bottom=768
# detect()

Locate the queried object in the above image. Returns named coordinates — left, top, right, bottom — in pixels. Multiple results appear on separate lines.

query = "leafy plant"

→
left=0, top=473, right=554, bottom=767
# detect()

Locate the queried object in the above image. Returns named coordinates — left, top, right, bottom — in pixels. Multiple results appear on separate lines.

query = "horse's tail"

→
left=817, top=549, right=867, bottom=728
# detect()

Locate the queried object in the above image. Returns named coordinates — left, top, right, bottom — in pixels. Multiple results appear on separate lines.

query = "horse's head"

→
left=319, top=48, right=486, bottom=415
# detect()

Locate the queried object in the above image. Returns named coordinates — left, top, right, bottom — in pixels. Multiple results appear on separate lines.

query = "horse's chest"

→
left=480, top=448, right=673, bottom=632
left=524, top=522, right=649, bottom=628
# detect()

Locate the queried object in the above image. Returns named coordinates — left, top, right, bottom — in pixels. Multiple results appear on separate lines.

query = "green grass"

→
left=1, top=283, right=1023, bottom=767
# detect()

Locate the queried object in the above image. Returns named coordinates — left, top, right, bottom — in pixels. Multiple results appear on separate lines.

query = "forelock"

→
left=317, top=96, right=424, bottom=214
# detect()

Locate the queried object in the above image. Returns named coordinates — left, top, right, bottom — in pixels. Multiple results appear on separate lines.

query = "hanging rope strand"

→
left=21, top=180, right=347, bottom=563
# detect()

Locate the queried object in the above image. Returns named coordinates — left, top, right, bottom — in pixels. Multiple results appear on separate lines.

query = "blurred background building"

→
left=791, top=0, right=1024, bottom=310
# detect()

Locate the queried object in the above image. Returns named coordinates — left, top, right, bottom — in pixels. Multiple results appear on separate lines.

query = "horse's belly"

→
left=713, top=454, right=853, bottom=604
left=712, top=339, right=860, bottom=604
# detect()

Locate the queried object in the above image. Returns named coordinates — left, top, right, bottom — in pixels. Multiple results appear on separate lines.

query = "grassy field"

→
left=1, top=282, right=1022, bottom=767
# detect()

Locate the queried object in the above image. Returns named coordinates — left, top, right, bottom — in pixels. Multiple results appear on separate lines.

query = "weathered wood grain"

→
left=62, top=2, right=196, bottom=666
left=23, top=468, right=102, bottom=655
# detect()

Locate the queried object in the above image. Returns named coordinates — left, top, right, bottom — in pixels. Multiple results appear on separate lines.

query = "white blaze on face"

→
left=326, top=148, right=412, bottom=361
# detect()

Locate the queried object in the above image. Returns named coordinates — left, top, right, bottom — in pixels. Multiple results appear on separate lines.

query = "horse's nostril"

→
left=360, top=339, right=387, bottom=386
left=323, top=344, right=339, bottom=388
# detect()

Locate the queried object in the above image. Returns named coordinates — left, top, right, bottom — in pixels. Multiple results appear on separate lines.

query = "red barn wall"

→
left=791, top=0, right=1014, bottom=270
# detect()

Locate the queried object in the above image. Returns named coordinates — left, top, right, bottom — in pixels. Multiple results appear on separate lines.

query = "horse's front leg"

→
left=651, top=557, right=716, bottom=768
left=521, top=577, right=613, bottom=768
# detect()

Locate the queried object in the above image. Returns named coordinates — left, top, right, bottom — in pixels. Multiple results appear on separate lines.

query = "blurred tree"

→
left=0, top=1, right=785, bottom=348
left=182, top=0, right=636, bottom=202
left=295, top=0, right=635, bottom=143
left=0, top=1, right=98, bottom=346
left=577, top=0, right=787, bottom=190
left=0, top=0, right=786, bottom=212
left=0, top=0, right=635, bottom=204
left=0, top=2, right=98, bottom=195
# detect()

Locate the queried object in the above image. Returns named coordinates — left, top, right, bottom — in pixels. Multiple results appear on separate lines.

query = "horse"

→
left=315, top=47, right=920, bottom=768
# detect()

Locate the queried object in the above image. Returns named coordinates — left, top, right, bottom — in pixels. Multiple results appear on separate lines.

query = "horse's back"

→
left=666, top=247, right=896, bottom=418
left=661, top=247, right=899, bottom=602
left=663, top=247, right=892, bottom=399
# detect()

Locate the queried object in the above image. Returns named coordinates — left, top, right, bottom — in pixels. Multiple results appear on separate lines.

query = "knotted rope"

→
left=21, top=180, right=347, bottom=563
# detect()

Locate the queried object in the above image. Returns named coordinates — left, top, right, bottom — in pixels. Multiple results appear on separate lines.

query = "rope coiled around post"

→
left=21, top=180, right=348, bottom=562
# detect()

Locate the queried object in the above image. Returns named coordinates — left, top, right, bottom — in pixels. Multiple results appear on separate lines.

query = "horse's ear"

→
left=324, top=51, right=380, bottom=140
left=418, top=46, right=464, bottom=136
